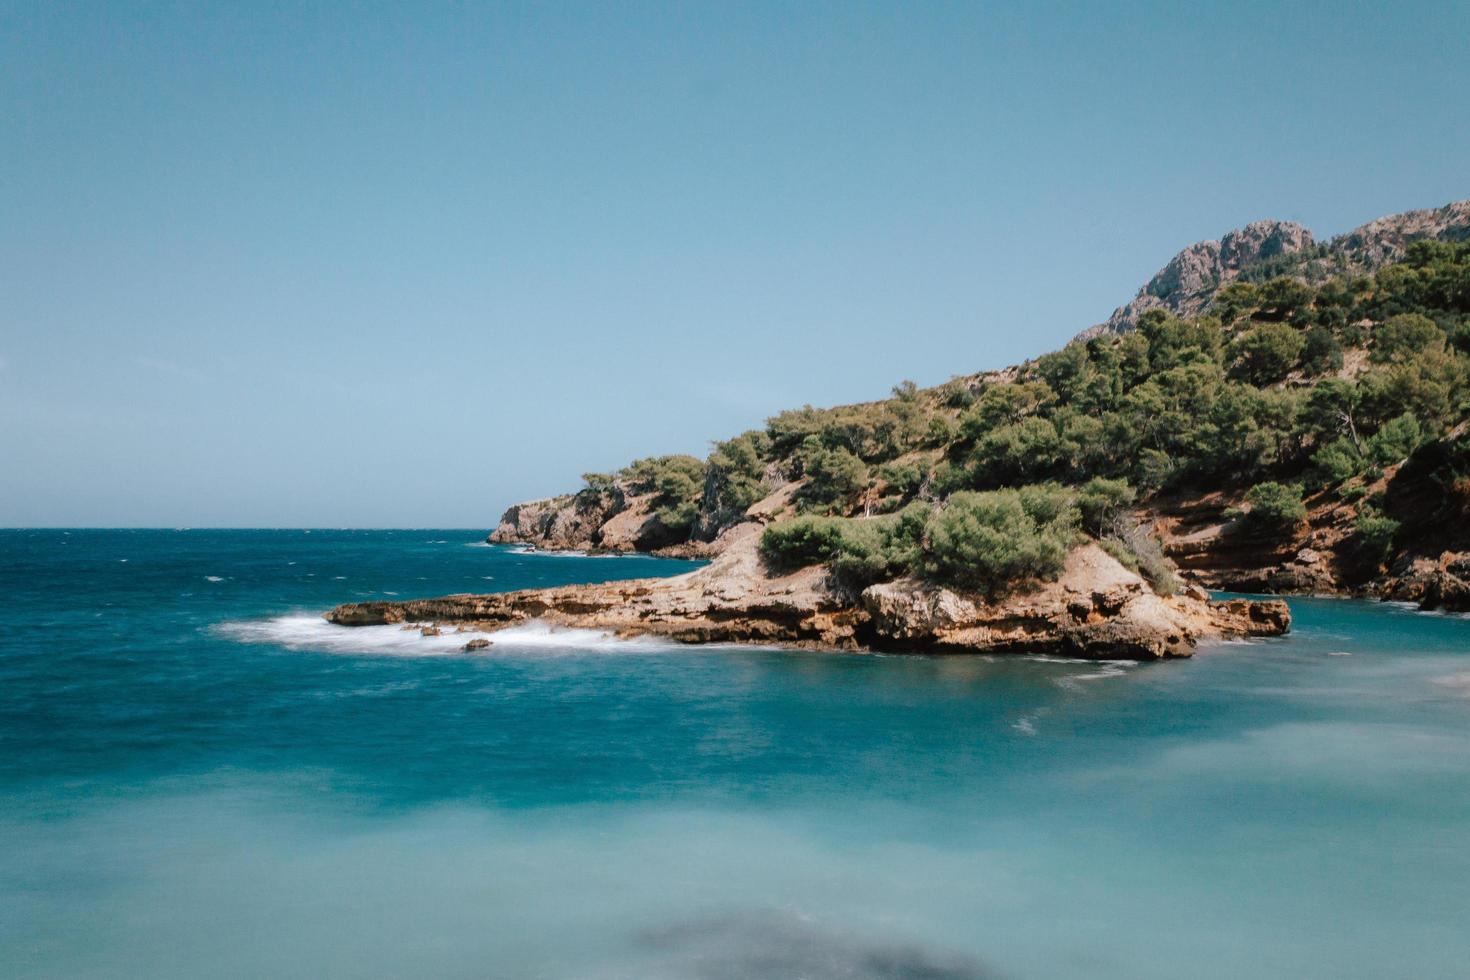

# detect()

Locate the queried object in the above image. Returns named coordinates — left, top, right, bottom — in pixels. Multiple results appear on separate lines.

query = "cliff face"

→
left=1146, top=445, right=1470, bottom=610
left=488, top=484, right=705, bottom=556
left=487, top=477, right=800, bottom=559
left=1082, top=199, right=1470, bottom=338
left=331, top=524, right=1290, bottom=660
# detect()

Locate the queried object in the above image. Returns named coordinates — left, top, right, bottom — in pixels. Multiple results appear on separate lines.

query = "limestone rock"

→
left=1082, top=220, right=1314, bottom=338
left=327, top=534, right=1289, bottom=660
left=1380, top=552, right=1470, bottom=612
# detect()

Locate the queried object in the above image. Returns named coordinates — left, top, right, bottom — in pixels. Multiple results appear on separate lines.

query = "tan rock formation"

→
left=327, top=530, right=1289, bottom=660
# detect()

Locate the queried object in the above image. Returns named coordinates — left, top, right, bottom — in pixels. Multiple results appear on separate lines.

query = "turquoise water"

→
left=2, top=530, right=1468, bottom=979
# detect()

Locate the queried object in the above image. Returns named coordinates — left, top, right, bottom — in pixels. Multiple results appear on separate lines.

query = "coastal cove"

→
left=3, top=529, right=1469, bottom=979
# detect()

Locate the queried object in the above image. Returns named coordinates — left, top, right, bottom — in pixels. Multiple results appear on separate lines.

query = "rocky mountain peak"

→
left=1082, top=199, right=1469, bottom=339
left=1333, top=199, right=1470, bottom=267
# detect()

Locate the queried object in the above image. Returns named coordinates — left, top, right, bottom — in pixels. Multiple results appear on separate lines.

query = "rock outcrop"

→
left=1082, top=220, right=1315, bottom=339
left=488, top=485, right=688, bottom=554
left=487, top=473, right=801, bottom=558
left=328, top=529, right=1290, bottom=660
left=1082, top=199, right=1470, bottom=338
left=1380, top=553, right=1470, bottom=613
left=1335, top=199, right=1470, bottom=268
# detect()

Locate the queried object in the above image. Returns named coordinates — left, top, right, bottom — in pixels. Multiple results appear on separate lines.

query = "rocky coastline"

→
left=329, top=520, right=1290, bottom=660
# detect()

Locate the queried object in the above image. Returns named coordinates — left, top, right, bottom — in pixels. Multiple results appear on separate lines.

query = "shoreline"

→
left=328, top=531, right=1291, bottom=660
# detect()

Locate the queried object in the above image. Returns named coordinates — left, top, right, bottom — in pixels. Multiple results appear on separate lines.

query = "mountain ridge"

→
left=1082, top=199, right=1470, bottom=338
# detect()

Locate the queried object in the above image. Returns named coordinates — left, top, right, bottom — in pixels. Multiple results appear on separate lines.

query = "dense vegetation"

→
left=585, top=241, right=1470, bottom=593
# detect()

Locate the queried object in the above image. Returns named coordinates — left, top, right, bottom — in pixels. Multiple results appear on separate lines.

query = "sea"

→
left=2, top=529, right=1468, bottom=979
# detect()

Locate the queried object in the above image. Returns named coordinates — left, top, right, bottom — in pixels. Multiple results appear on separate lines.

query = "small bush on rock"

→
left=921, top=488, right=1079, bottom=595
left=1239, top=481, right=1307, bottom=529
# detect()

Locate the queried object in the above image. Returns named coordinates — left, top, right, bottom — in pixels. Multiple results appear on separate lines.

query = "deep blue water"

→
left=2, top=529, right=1468, bottom=979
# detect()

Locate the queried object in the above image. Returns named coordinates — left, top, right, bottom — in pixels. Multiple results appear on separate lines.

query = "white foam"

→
left=1025, top=655, right=1139, bottom=667
left=217, top=616, right=480, bottom=657
left=215, top=616, right=682, bottom=658
left=504, top=546, right=626, bottom=558
left=205, top=575, right=224, bottom=583
left=1061, top=664, right=1132, bottom=684
left=483, top=621, right=676, bottom=652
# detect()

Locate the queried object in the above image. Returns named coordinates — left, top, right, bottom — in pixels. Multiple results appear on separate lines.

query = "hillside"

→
left=481, top=200, right=1470, bottom=614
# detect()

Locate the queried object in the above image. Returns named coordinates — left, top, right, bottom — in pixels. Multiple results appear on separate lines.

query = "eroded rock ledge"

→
left=328, top=526, right=1289, bottom=660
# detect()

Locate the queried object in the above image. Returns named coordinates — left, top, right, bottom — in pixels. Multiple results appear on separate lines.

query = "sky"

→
left=3, top=1, right=1468, bottom=527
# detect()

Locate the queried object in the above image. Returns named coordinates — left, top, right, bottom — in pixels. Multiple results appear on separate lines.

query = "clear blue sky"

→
left=4, top=1, right=1467, bottom=527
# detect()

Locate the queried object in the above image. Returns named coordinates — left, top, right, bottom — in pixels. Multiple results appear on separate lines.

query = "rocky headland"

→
left=328, top=198, right=1470, bottom=654
left=330, top=519, right=1290, bottom=659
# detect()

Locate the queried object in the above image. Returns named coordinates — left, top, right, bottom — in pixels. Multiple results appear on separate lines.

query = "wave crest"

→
left=215, top=616, right=678, bottom=658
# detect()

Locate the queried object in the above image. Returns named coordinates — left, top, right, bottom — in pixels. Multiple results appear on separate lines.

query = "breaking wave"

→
left=215, top=616, right=682, bottom=657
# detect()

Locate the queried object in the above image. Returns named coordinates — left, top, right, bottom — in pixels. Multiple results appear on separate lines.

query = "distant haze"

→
left=4, top=2, right=1468, bottom=527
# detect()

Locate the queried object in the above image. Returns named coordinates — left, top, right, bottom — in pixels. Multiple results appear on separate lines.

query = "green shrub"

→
left=798, top=443, right=870, bottom=512
left=620, top=455, right=707, bottom=532
left=878, top=460, right=924, bottom=496
left=1241, top=481, right=1307, bottom=529
left=1449, top=318, right=1470, bottom=356
left=1365, top=413, right=1425, bottom=466
left=760, top=503, right=932, bottom=590
left=928, top=460, right=973, bottom=496
left=921, top=488, right=1079, bottom=595
left=1353, top=509, right=1400, bottom=566
left=1077, top=477, right=1136, bottom=536
left=580, top=472, right=617, bottom=494
left=704, top=430, right=771, bottom=520
left=1099, top=537, right=1140, bottom=571
left=759, top=516, right=848, bottom=570
left=1134, top=448, right=1177, bottom=491
left=1255, top=276, right=1314, bottom=321
left=924, top=415, right=957, bottom=447
left=941, top=381, right=976, bottom=408
left=1311, top=438, right=1362, bottom=487
left=1372, top=313, right=1444, bottom=364
left=1016, top=482, right=1079, bottom=527
left=828, top=503, right=931, bottom=589
left=1300, top=325, right=1344, bottom=375
left=1137, top=310, right=1224, bottom=371
left=1230, top=322, right=1305, bottom=384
